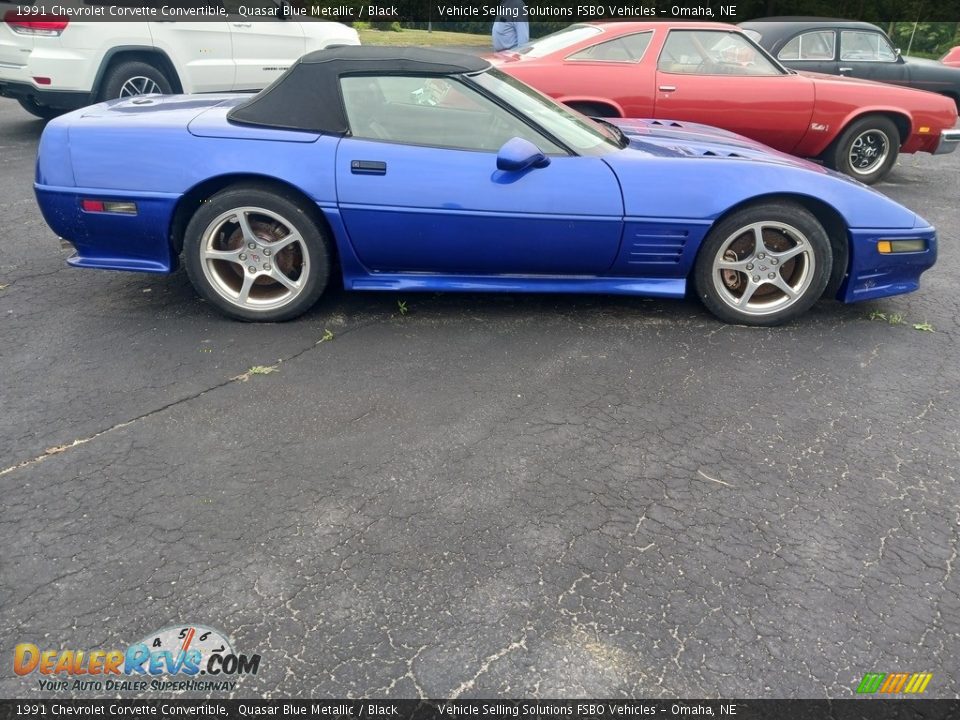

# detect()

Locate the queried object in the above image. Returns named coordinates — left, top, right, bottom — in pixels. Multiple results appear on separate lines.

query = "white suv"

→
left=0, top=0, right=359, bottom=118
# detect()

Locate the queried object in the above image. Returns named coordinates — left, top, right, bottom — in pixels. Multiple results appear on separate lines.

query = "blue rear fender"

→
left=37, top=131, right=343, bottom=273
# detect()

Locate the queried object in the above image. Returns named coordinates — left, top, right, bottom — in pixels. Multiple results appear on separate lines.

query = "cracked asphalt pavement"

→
left=1, top=96, right=958, bottom=699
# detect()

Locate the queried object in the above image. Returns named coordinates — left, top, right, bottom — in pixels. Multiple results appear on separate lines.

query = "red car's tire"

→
left=564, top=101, right=620, bottom=118
left=824, top=115, right=900, bottom=185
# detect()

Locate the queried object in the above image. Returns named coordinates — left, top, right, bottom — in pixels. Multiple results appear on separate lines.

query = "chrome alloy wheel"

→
left=119, top=76, right=162, bottom=97
left=848, top=128, right=890, bottom=176
left=199, top=207, right=310, bottom=312
left=711, top=221, right=816, bottom=317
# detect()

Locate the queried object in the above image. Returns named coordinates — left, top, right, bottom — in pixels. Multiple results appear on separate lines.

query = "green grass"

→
left=358, top=28, right=491, bottom=48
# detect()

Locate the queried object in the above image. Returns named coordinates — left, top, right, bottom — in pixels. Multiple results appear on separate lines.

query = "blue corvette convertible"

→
left=35, top=47, right=936, bottom=325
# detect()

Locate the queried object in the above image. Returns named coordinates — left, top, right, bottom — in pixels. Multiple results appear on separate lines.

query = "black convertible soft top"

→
left=227, top=46, right=492, bottom=135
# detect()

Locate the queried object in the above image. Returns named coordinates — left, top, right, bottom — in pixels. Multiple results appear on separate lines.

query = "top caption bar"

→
left=3, top=1, right=959, bottom=22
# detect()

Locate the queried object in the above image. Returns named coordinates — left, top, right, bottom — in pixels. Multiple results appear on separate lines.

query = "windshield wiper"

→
left=593, top=117, right=629, bottom=148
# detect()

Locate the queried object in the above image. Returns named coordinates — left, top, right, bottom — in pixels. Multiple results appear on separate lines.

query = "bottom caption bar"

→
left=2, top=700, right=960, bottom=720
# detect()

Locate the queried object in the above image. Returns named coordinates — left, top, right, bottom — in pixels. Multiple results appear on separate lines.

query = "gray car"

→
left=740, top=18, right=960, bottom=112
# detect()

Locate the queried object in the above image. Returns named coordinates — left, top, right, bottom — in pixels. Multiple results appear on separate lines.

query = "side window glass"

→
left=658, top=30, right=780, bottom=76
left=778, top=31, right=836, bottom=61
left=339, top=75, right=563, bottom=153
left=840, top=31, right=897, bottom=62
left=568, top=32, right=653, bottom=63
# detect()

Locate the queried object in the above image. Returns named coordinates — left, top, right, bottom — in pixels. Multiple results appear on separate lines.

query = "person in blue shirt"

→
left=492, top=0, right=530, bottom=52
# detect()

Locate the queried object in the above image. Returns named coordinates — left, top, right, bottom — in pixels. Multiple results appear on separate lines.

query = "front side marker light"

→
left=877, top=239, right=926, bottom=254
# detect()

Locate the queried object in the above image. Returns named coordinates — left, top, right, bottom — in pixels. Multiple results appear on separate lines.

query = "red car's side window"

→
left=567, top=32, right=653, bottom=64
left=658, top=30, right=782, bottom=77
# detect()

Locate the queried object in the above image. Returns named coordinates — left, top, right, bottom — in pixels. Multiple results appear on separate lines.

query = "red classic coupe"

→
left=493, top=22, right=960, bottom=184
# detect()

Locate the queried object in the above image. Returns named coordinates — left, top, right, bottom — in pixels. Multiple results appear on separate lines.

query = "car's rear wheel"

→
left=693, top=203, right=832, bottom=326
left=183, top=186, right=332, bottom=322
left=824, top=115, right=900, bottom=184
left=99, top=60, right=173, bottom=101
left=17, top=97, right=64, bottom=120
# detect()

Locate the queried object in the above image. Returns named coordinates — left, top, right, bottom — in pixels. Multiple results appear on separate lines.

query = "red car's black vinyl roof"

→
left=228, top=46, right=491, bottom=135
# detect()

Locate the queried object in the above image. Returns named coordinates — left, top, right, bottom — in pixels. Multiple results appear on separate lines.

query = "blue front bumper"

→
left=841, top=224, right=937, bottom=303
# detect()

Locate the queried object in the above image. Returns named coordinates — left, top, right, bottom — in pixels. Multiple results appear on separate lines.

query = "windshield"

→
left=516, top=24, right=603, bottom=57
left=469, top=68, right=623, bottom=155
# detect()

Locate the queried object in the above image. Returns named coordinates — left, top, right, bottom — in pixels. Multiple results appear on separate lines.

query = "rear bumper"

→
left=934, top=128, right=960, bottom=155
left=0, top=79, right=90, bottom=110
left=841, top=225, right=937, bottom=303
left=35, top=184, right=180, bottom=273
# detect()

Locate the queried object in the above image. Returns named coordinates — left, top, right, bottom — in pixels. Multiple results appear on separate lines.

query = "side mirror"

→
left=496, top=137, right=550, bottom=172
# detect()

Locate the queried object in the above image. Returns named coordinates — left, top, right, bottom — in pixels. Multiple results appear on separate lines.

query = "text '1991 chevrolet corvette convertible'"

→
left=35, top=47, right=937, bottom=326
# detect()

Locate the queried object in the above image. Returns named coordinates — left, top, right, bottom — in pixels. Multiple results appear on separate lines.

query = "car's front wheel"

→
left=183, top=186, right=332, bottom=322
left=824, top=115, right=900, bottom=184
left=693, top=203, right=832, bottom=326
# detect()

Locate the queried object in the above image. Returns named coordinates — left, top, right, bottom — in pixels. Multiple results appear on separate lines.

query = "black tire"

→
left=183, top=185, right=332, bottom=322
left=565, top=101, right=619, bottom=118
left=98, top=60, right=173, bottom=101
left=693, top=202, right=832, bottom=326
left=17, top=97, right=65, bottom=120
left=823, top=115, right=900, bottom=185
left=823, top=234, right=850, bottom=301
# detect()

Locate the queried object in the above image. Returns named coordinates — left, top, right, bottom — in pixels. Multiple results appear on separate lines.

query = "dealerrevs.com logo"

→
left=14, top=624, right=261, bottom=693
left=856, top=672, right=933, bottom=694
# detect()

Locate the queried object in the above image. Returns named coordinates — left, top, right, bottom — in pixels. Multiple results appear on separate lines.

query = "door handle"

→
left=351, top=160, right=387, bottom=175
left=658, top=85, right=677, bottom=92
left=232, top=22, right=252, bottom=28
left=839, top=66, right=853, bottom=74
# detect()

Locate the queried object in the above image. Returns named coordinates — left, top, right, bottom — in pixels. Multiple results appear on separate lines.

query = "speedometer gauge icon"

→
left=133, top=624, right=235, bottom=673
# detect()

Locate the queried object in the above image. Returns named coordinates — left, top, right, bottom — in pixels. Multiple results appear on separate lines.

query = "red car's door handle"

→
left=659, top=85, right=677, bottom=92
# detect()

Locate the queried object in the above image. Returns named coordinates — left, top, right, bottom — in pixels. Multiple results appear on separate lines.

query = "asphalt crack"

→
left=0, top=318, right=378, bottom=478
